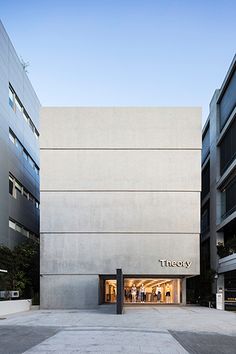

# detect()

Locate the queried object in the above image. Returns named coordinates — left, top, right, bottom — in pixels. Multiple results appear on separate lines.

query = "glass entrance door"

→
left=105, top=279, right=117, bottom=303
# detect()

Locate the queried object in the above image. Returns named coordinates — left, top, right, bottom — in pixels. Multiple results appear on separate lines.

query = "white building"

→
left=40, top=107, right=201, bottom=308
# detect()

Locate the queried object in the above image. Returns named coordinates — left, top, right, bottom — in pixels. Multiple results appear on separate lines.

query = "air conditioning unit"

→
left=0, top=290, right=19, bottom=299
left=10, top=290, right=19, bottom=298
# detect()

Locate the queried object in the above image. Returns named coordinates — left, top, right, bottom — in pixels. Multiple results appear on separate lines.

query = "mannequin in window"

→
left=165, top=284, right=171, bottom=303
left=131, top=284, right=137, bottom=303
left=156, top=284, right=162, bottom=302
left=140, top=284, right=145, bottom=303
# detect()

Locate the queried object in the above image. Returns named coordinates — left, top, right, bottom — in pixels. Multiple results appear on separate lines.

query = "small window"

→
left=9, top=176, right=14, bottom=195
left=9, top=218, right=36, bottom=240
left=34, top=129, right=39, bottom=139
left=9, top=220, right=15, bottom=229
left=9, top=87, right=15, bottom=109
left=15, top=95, right=22, bottom=112
left=15, top=181, right=22, bottom=194
left=29, top=119, right=34, bottom=132
left=29, top=194, right=34, bottom=202
left=23, top=189, right=29, bottom=199
left=9, top=130, right=15, bottom=144
left=22, top=228, right=29, bottom=237
left=23, top=110, right=28, bottom=122
left=35, top=201, right=39, bottom=209
left=15, top=224, right=22, bottom=233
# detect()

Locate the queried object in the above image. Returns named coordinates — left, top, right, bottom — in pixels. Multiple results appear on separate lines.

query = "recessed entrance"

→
left=103, top=277, right=181, bottom=304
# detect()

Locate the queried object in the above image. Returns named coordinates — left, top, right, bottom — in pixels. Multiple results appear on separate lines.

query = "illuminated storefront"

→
left=102, top=277, right=183, bottom=305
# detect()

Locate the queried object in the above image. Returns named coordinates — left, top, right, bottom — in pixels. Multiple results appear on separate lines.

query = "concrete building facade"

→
left=40, top=107, right=201, bottom=309
left=0, top=21, right=40, bottom=248
left=201, top=55, right=236, bottom=310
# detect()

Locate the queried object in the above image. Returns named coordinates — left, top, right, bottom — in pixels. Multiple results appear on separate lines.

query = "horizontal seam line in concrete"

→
left=40, top=147, right=201, bottom=151
left=40, top=231, right=199, bottom=235
left=40, top=190, right=201, bottom=192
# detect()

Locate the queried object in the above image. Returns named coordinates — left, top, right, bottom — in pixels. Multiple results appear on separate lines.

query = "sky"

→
left=0, top=0, right=236, bottom=125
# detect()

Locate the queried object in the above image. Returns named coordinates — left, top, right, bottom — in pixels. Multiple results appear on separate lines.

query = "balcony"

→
left=220, top=175, right=236, bottom=224
left=218, top=253, right=236, bottom=274
left=221, top=205, right=236, bottom=222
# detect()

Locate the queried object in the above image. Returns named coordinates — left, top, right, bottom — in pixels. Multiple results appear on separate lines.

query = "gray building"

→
left=0, top=21, right=40, bottom=248
left=201, top=55, right=236, bottom=310
left=40, top=107, right=201, bottom=309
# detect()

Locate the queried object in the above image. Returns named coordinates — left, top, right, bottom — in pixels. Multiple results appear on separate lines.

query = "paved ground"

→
left=0, top=326, right=59, bottom=354
left=170, top=331, right=236, bottom=354
left=23, top=328, right=188, bottom=354
left=0, top=305, right=236, bottom=353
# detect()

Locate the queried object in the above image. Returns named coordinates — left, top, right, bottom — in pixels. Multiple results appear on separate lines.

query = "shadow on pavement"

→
left=0, top=326, right=59, bottom=354
left=170, top=330, right=236, bottom=354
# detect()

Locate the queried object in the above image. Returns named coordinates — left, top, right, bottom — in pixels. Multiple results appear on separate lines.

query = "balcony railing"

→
left=221, top=205, right=236, bottom=222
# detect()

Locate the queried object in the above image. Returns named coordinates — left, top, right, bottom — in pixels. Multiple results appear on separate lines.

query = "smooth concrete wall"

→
left=41, top=233, right=200, bottom=275
left=40, top=275, right=98, bottom=309
left=40, top=107, right=201, bottom=308
left=41, top=192, right=200, bottom=233
left=41, top=150, right=201, bottom=191
left=40, top=107, right=201, bottom=149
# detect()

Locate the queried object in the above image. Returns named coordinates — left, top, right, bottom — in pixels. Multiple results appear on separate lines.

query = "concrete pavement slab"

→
left=23, top=329, right=188, bottom=354
left=0, top=326, right=59, bottom=354
left=0, top=306, right=236, bottom=353
left=1, top=305, right=236, bottom=336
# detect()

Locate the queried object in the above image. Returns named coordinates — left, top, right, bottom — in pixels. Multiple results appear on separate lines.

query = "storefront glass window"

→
left=104, top=278, right=181, bottom=304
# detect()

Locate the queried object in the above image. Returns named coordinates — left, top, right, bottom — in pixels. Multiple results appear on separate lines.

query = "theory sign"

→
left=159, top=259, right=192, bottom=268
